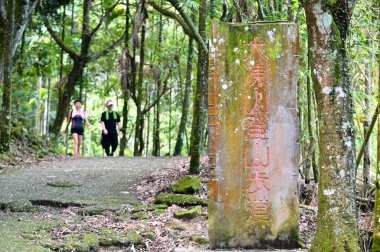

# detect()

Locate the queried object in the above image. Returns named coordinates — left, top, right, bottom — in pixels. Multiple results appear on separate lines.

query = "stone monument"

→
left=208, top=22, right=300, bottom=249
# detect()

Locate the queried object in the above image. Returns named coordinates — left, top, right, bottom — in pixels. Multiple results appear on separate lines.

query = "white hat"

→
left=106, top=100, right=114, bottom=106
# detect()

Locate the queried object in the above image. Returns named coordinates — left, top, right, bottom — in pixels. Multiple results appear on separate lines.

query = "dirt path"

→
left=0, top=157, right=181, bottom=208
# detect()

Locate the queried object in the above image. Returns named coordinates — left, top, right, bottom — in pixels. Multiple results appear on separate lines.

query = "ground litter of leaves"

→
left=19, top=157, right=374, bottom=251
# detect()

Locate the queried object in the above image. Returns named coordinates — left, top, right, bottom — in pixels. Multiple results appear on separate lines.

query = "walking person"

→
left=65, top=99, right=91, bottom=158
left=101, top=100, right=123, bottom=156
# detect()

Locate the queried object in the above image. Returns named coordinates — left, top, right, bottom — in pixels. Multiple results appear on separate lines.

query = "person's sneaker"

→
left=109, top=152, right=114, bottom=156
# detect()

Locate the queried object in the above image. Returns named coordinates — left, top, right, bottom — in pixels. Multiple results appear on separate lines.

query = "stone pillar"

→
left=208, top=22, right=300, bottom=249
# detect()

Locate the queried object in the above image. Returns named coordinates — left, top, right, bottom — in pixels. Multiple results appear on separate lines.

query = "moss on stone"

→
left=190, top=235, right=209, bottom=245
left=152, top=208, right=166, bottom=216
left=98, top=228, right=119, bottom=247
left=62, top=233, right=99, bottom=252
left=125, top=230, right=145, bottom=246
left=155, top=193, right=207, bottom=206
left=173, top=206, right=202, bottom=219
left=171, top=176, right=202, bottom=194
left=131, top=203, right=167, bottom=213
left=46, top=181, right=80, bottom=188
left=130, top=211, right=149, bottom=220
left=143, top=229, right=157, bottom=240
left=78, top=207, right=107, bottom=216
left=8, top=200, right=35, bottom=212
left=114, top=213, right=130, bottom=222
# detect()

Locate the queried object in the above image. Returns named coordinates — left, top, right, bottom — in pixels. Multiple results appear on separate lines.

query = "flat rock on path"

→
left=0, top=157, right=181, bottom=208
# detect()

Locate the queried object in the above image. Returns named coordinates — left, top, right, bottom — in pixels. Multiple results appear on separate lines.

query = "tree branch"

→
left=43, top=18, right=79, bottom=60
left=91, top=32, right=126, bottom=60
left=11, top=0, right=39, bottom=57
left=143, top=70, right=172, bottom=114
left=90, top=0, right=122, bottom=38
left=166, top=0, right=208, bottom=52
left=356, top=103, right=379, bottom=170
left=148, top=0, right=196, bottom=39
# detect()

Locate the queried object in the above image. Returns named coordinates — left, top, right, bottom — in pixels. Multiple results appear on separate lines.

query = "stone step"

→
left=175, top=248, right=307, bottom=252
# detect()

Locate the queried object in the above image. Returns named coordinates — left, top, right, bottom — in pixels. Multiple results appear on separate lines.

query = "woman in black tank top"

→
left=64, top=99, right=91, bottom=158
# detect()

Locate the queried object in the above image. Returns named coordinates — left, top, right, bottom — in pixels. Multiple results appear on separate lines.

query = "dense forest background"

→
left=0, top=0, right=379, bottom=250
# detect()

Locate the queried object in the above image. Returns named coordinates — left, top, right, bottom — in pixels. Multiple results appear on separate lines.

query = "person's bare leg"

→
left=72, top=133, right=78, bottom=158
left=78, top=135, right=83, bottom=157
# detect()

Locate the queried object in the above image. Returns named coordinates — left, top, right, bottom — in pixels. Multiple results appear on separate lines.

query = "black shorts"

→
left=71, top=128, right=84, bottom=136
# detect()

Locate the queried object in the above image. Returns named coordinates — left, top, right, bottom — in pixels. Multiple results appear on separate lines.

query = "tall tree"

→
left=301, top=0, right=360, bottom=251
left=42, top=0, right=125, bottom=135
left=363, top=62, right=371, bottom=196
left=119, top=0, right=131, bottom=156
left=373, top=3, right=380, bottom=248
left=189, top=0, right=208, bottom=174
left=173, top=37, right=193, bottom=156
left=152, top=4, right=163, bottom=156
left=0, top=0, right=39, bottom=152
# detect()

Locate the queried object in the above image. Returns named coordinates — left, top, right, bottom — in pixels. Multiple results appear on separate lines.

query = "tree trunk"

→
left=307, top=49, right=319, bottom=183
left=302, top=1, right=360, bottom=251
left=363, top=62, right=371, bottom=197
left=174, top=38, right=194, bottom=156
left=0, top=0, right=15, bottom=152
left=133, top=13, right=146, bottom=156
left=373, top=15, right=380, bottom=250
left=51, top=60, right=85, bottom=135
left=152, top=8, right=163, bottom=157
left=35, top=76, right=42, bottom=134
left=189, top=0, right=208, bottom=174
left=119, top=0, right=131, bottom=156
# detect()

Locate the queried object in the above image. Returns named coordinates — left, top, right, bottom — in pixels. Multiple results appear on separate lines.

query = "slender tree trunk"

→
left=373, top=15, right=380, bottom=250
left=363, top=62, right=371, bottom=196
left=174, top=38, right=193, bottom=156
left=152, top=7, right=163, bottom=156
left=189, top=0, right=208, bottom=174
left=119, top=0, right=131, bottom=156
left=35, top=76, right=42, bottom=134
left=302, top=1, right=360, bottom=251
left=0, top=0, right=14, bottom=152
left=134, top=14, right=146, bottom=156
left=307, top=49, right=319, bottom=183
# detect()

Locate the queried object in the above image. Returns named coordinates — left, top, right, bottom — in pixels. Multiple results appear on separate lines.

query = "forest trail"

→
left=0, top=157, right=182, bottom=209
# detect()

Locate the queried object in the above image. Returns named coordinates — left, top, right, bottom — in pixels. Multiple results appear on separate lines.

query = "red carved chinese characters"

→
left=243, top=37, right=271, bottom=224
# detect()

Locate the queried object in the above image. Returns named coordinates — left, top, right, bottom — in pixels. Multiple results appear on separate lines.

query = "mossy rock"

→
left=143, top=229, right=157, bottom=241
left=130, top=211, right=149, bottom=220
left=114, top=213, right=130, bottom=222
left=171, top=176, right=201, bottom=194
left=78, top=207, right=107, bottom=216
left=62, top=233, right=99, bottom=252
left=152, top=208, right=166, bottom=216
left=131, top=204, right=167, bottom=213
left=173, top=206, right=202, bottom=219
left=166, top=221, right=186, bottom=231
left=190, top=235, right=209, bottom=245
left=125, top=230, right=145, bottom=246
left=8, top=200, right=35, bottom=212
left=98, top=228, right=119, bottom=247
left=155, top=193, right=207, bottom=206
left=46, top=181, right=80, bottom=188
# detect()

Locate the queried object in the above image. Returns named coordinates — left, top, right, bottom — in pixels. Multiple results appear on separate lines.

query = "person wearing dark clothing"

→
left=101, top=100, right=123, bottom=156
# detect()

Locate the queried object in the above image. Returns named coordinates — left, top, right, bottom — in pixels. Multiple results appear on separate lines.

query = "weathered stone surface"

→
left=208, top=22, right=300, bottom=249
left=155, top=193, right=207, bottom=206
left=173, top=206, right=202, bottom=219
left=171, top=176, right=202, bottom=194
